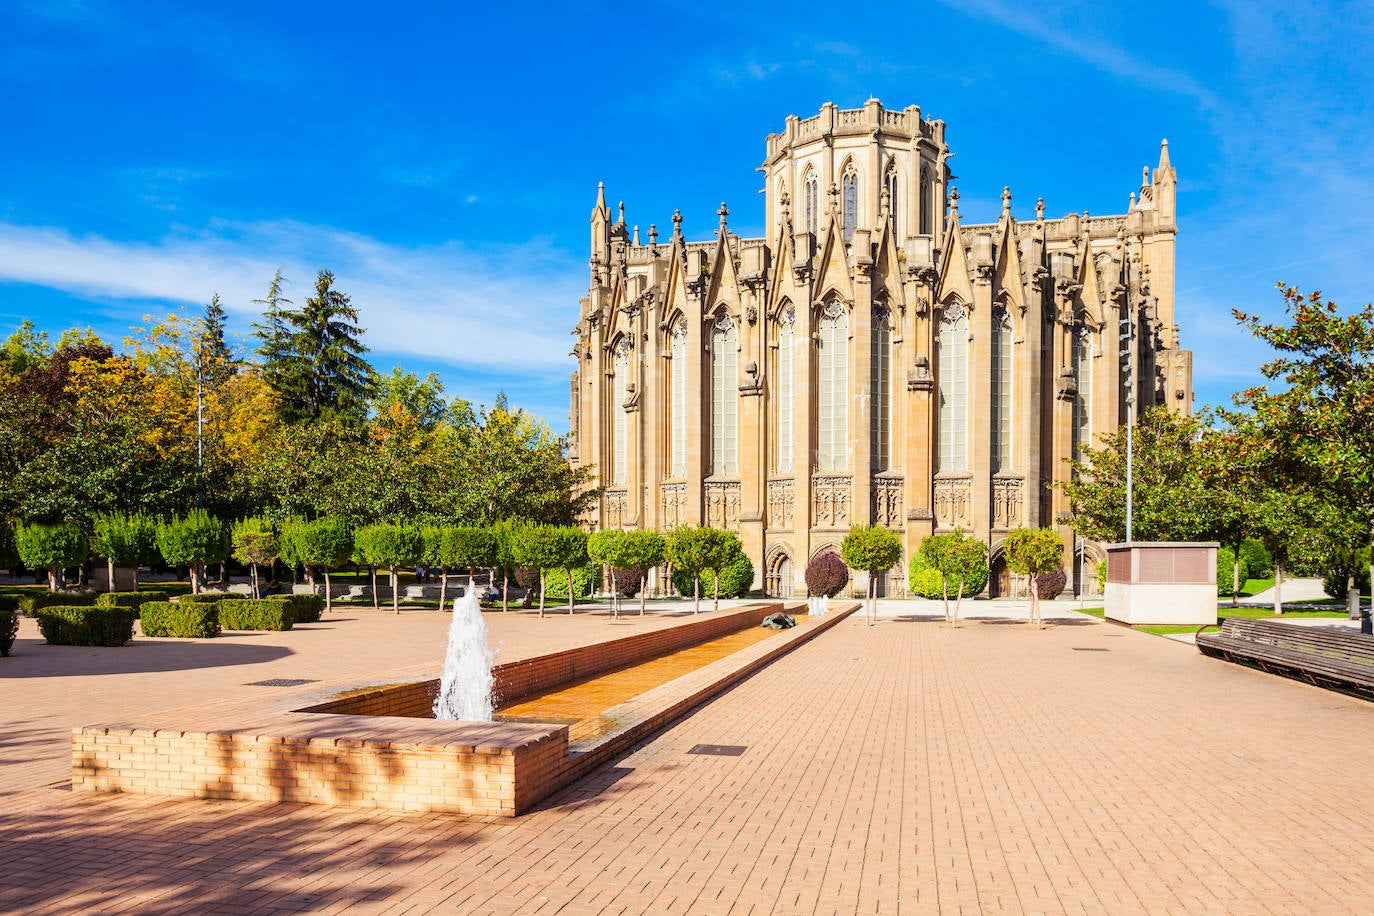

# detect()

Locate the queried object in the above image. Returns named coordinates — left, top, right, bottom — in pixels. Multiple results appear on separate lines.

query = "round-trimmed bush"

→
left=1035, top=567, right=1068, bottom=600
left=673, top=551, right=754, bottom=599
left=610, top=567, right=646, bottom=597
left=908, top=554, right=988, bottom=599
left=139, top=601, right=221, bottom=638
left=805, top=552, right=849, bottom=597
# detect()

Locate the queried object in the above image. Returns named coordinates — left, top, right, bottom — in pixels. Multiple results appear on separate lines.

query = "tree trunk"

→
left=1231, top=550, right=1241, bottom=608
left=1030, top=574, right=1040, bottom=627
left=955, top=574, right=965, bottom=626
left=693, top=576, right=701, bottom=614
left=47, top=564, right=58, bottom=592
left=640, top=577, right=648, bottom=616
left=868, top=577, right=876, bottom=626
left=132, top=563, right=140, bottom=592
left=567, top=566, right=575, bottom=614
left=371, top=566, right=379, bottom=609
left=250, top=563, right=259, bottom=599
left=440, top=568, right=449, bottom=612
left=713, top=573, right=720, bottom=613
left=610, top=570, right=618, bottom=620
left=324, top=569, right=333, bottom=614
left=942, top=576, right=950, bottom=625
left=502, top=568, right=509, bottom=612
left=1273, top=562, right=1283, bottom=616
left=539, top=570, right=546, bottom=617
left=190, top=563, right=201, bottom=595
left=392, top=568, right=400, bottom=615
left=1348, top=572, right=1359, bottom=620
left=107, top=558, right=116, bottom=594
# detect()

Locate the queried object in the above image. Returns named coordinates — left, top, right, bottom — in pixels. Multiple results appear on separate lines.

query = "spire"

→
left=948, top=186, right=960, bottom=222
left=717, top=201, right=729, bottom=232
left=671, top=208, right=683, bottom=238
left=632, top=225, right=641, bottom=246
left=1000, top=186, right=1011, bottom=219
left=1158, top=138, right=1171, bottom=171
left=617, top=201, right=626, bottom=226
left=1035, top=197, right=1045, bottom=224
left=595, top=181, right=607, bottom=211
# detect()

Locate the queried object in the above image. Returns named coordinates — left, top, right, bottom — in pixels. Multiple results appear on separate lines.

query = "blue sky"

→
left=2, top=0, right=1372, bottom=429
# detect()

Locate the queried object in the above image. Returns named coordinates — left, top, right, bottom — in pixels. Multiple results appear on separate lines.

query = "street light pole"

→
left=1120, top=252, right=1138, bottom=546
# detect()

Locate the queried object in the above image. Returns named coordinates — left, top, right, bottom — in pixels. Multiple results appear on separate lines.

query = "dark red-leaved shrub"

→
left=1035, top=567, right=1068, bottom=600
left=805, top=552, right=849, bottom=598
left=611, top=567, right=646, bottom=597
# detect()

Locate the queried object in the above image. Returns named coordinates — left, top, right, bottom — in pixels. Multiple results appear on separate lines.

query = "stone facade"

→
left=570, top=100, right=1191, bottom=598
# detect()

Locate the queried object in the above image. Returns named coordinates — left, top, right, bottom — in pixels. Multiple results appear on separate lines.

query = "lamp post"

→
left=1120, top=244, right=1139, bottom=545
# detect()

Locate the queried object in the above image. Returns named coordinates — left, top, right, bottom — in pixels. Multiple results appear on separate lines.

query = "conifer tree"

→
left=291, top=270, right=375, bottom=422
left=198, top=293, right=235, bottom=388
left=252, top=268, right=296, bottom=404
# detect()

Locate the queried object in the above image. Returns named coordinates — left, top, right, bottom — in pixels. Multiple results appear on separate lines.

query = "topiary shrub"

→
left=177, top=592, right=242, bottom=605
left=1240, top=539, right=1273, bottom=580
left=543, top=565, right=600, bottom=600
left=35, top=605, right=136, bottom=646
left=805, top=552, right=849, bottom=597
left=908, top=554, right=989, bottom=599
left=1035, top=567, right=1068, bottom=600
left=94, top=591, right=167, bottom=614
left=279, top=593, right=324, bottom=624
left=17, top=591, right=98, bottom=614
left=674, top=552, right=754, bottom=599
left=1217, top=547, right=1250, bottom=598
left=0, top=595, right=18, bottom=613
left=610, top=567, right=646, bottom=598
left=1, top=610, right=17, bottom=656
left=218, top=599, right=294, bottom=631
left=139, top=601, right=221, bottom=638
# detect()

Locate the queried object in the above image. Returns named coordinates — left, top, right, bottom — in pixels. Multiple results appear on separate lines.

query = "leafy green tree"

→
left=666, top=526, right=715, bottom=613
left=1002, top=527, right=1064, bottom=627
left=354, top=523, right=424, bottom=614
left=587, top=529, right=627, bottom=617
left=426, top=526, right=497, bottom=609
left=15, top=521, right=87, bottom=591
left=592, top=529, right=666, bottom=617
left=549, top=526, right=589, bottom=614
left=372, top=367, right=447, bottom=429
left=156, top=510, right=229, bottom=594
left=510, top=524, right=565, bottom=616
left=231, top=516, right=279, bottom=598
left=290, top=517, right=353, bottom=613
left=700, top=528, right=745, bottom=612
left=841, top=524, right=903, bottom=626
left=1, top=319, right=51, bottom=374
left=490, top=519, right=523, bottom=611
left=918, top=530, right=987, bottom=626
left=1231, top=283, right=1374, bottom=621
left=89, top=512, right=158, bottom=592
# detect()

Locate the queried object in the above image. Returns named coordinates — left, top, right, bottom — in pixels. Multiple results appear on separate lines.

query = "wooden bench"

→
left=1196, top=618, right=1374, bottom=700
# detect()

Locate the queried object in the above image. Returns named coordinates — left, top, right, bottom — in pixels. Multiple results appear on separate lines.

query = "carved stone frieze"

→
left=767, top=479, right=795, bottom=528
left=604, top=489, right=628, bottom=530
left=992, top=475, right=1023, bottom=530
left=704, top=480, right=741, bottom=531
left=812, top=475, right=851, bottom=528
left=660, top=483, right=687, bottom=528
left=933, top=475, right=973, bottom=530
left=871, top=475, right=904, bottom=528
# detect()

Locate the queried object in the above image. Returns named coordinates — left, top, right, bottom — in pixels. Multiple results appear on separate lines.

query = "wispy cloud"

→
left=0, top=219, right=585, bottom=377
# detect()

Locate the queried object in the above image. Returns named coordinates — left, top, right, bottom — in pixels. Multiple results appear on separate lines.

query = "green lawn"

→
left=1075, top=603, right=1349, bottom=640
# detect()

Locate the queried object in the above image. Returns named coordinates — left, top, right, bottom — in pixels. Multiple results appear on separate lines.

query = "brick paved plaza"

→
left=3, top=603, right=1374, bottom=914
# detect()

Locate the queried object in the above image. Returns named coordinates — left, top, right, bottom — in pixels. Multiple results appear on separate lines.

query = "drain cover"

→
left=244, top=678, right=319, bottom=687
left=1072, top=647, right=1109, bottom=652
left=688, top=744, right=747, bottom=757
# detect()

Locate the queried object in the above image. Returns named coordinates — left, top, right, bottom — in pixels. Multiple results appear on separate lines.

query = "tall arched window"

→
left=884, top=160, right=899, bottom=239
left=670, top=319, right=687, bottom=477
left=1072, top=323, right=1094, bottom=460
left=804, top=168, right=818, bottom=237
left=919, top=165, right=933, bottom=236
left=710, top=314, right=738, bottom=475
left=817, top=302, right=849, bottom=469
left=991, top=304, right=1013, bottom=472
left=870, top=304, right=892, bottom=472
left=938, top=303, right=969, bottom=471
left=612, top=338, right=630, bottom=485
left=776, top=307, right=795, bottom=473
left=842, top=164, right=859, bottom=242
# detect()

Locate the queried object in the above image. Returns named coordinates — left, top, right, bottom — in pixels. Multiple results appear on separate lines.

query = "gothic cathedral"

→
left=569, top=100, right=1191, bottom=598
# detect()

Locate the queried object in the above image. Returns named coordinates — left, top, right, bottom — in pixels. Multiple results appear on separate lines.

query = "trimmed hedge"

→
left=909, top=555, right=988, bottom=599
left=16, top=591, right=99, bottom=614
left=139, top=601, right=221, bottom=638
left=673, top=552, right=754, bottom=599
left=269, top=593, right=324, bottom=624
left=94, top=591, right=167, bottom=614
left=35, top=605, right=136, bottom=647
left=1, top=610, right=17, bottom=656
left=0, top=595, right=18, bottom=613
left=177, top=592, right=244, bottom=605
left=543, top=565, right=600, bottom=600
left=218, top=599, right=294, bottom=631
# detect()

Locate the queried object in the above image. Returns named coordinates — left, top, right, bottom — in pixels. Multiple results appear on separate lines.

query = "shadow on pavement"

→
left=0, top=640, right=293, bottom=678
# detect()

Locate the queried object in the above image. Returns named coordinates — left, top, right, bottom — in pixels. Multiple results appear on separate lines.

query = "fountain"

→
left=433, top=581, right=496, bottom=721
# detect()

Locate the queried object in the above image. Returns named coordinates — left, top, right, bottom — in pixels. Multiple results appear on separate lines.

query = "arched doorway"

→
left=990, top=553, right=1011, bottom=598
left=766, top=551, right=794, bottom=598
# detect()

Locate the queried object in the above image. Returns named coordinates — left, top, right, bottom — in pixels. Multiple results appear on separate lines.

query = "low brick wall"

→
left=73, top=602, right=855, bottom=815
